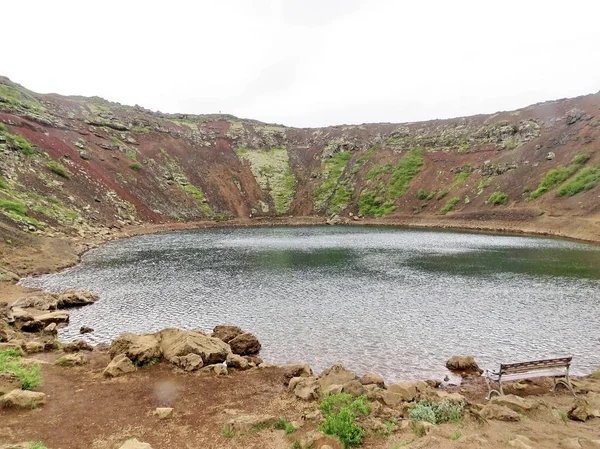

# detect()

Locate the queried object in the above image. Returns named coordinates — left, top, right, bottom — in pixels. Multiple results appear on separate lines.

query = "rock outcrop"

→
left=227, top=332, right=261, bottom=356
left=445, top=355, right=482, bottom=374
left=1, top=389, right=46, bottom=408
left=103, top=354, right=137, bottom=377
left=109, top=333, right=161, bottom=365
left=157, top=328, right=230, bottom=364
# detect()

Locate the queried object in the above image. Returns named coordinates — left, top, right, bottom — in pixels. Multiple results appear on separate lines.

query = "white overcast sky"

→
left=3, top=0, right=600, bottom=127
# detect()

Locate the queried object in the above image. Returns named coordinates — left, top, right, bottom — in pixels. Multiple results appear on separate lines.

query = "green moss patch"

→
left=46, top=161, right=71, bottom=179
left=314, top=151, right=352, bottom=211
left=487, top=191, right=509, bottom=205
left=440, top=197, right=460, bottom=215
left=557, top=161, right=600, bottom=196
left=529, top=154, right=590, bottom=200
left=236, top=146, right=296, bottom=214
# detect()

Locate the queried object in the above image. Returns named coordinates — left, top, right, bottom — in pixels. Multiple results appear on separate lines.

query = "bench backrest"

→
left=500, top=357, right=572, bottom=375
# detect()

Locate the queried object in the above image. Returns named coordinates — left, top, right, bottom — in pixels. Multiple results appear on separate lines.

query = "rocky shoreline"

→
left=2, top=286, right=600, bottom=449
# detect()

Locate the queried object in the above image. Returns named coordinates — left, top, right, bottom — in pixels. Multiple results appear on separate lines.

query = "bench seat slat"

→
left=487, top=369, right=568, bottom=382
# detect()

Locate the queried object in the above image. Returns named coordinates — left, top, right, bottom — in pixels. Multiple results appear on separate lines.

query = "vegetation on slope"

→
left=236, top=146, right=296, bottom=214
left=557, top=160, right=600, bottom=196
left=529, top=154, right=590, bottom=200
left=314, top=151, right=352, bottom=212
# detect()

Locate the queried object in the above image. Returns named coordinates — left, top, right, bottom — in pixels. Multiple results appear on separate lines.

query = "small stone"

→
left=118, top=439, right=153, bottom=449
left=79, top=326, right=94, bottom=334
left=103, top=354, right=136, bottom=377
left=56, top=353, right=87, bottom=366
left=24, top=341, right=45, bottom=354
left=568, top=397, right=593, bottom=422
left=63, top=340, right=93, bottom=352
left=153, top=407, right=174, bottom=419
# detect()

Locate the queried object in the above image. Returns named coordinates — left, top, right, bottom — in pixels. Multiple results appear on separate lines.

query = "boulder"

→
left=228, top=332, right=261, bottom=356
left=157, top=328, right=230, bottom=364
left=24, top=341, right=45, bottom=354
left=568, top=397, right=593, bottom=422
left=103, top=354, right=137, bottom=377
left=282, top=363, right=313, bottom=381
left=211, top=325, right=243, bottom=343
left=323, top=384, right=343, bottom=395
left=57, top=290, right=99, bottom=308
left=0, top=372, right=22, bottom=395
left=1, top=389, right=46, bottom=408
left=109, top=333, right=161, bottom=365
left=153, top=407, right=174, bottom=419
left=226, top=353, right=249, bottom=370
left=490, top=394, right=537, bottom=414
left=318, top=364, right=357, bottom=390
left=0, top=342, right=23, bottom=354
left=387, top=382, right=417, bottom=402
left=293, top=376, right=320, bottom=401
left=20, top=311, right=69, bottom=332
left=80, top=326, right=94, bottom=334
left=360, top=372, right=385, bottom=388
left=225, top=414, right=277, bottom=435
left=171, top=353, right=204, bottom=371
left=445, top=355, right=481, bottom=374
left=481, top=403, right=521, bottom=421
left=43, top=323, right=57, bottom=335
left=63, top=339, right=93, bottom=352
left=56, top=353, right=87, bottom=366
left=378, top=390, right=404, bottom=408
left=343, top=380, right=366, bottom=398
left=118, top=439, right=153, bottom=449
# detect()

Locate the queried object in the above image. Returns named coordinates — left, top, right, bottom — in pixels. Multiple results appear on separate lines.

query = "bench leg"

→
left=553, top=374, right=577, bottom=397
left=485, top=375, right=503, bottom=400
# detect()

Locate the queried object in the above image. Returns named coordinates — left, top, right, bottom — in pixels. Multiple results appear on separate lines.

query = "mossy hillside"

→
left=0, top=83, right=46, bottom=113
left=0, top=123, right=35, bottom=156
left=359, top=148, right=423, bottom=217
left=529, top=154, right=590, bottom=200
left=314, top=151, right=353, bottom=212
left=159, top=147, right=212, bottom=216
left=236, top=146, right=296, bottom=214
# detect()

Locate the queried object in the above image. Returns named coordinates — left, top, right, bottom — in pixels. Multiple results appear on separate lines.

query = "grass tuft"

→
left=47, top=161, right=71, bottom=179
left=408, top=400, right=465, bottom=425
left=529, top=154, right=590, bottom=199
left=487, top=191, right=509, bottom=205
left=0, top=349, right=42, bottom=390
left=274, top=417, right=297, bottom=434
left=439, top=197, right=460, bottom=215
left=319, top=393, right=370, bottom=448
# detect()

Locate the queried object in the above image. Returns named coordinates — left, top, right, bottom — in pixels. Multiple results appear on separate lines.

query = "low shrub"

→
left=274, top=418, right=296, bottom=434
left=529, top=154, right=590, bottom=199
left=47, top=161, right=71, bottom=179
left=408, top=400, right=465, bottom=425
left=436, top=190, right=449, bottom=201
left=319, top=393, right=370, bottom=448
left=439, top=197, right=460, bottom=215
left=0, top=199, right=27, bottom=216
left=487, top=191, right=509, bottom=205
left=129, top=162, right=142, bottom=171
left=417, top=188, right=428, bottom=200
left=556, top=165, right=600, bottom=196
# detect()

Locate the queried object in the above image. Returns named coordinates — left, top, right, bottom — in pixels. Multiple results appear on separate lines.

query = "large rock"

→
left=445, top=355, right=481, bottom=374
left=568, top=397, right=593, bottom=422
left=0, top=302, right=14, bottom=324
left=109, top=333, right=161, bottom=365
left=282, top=363, right=313, bottom=382
left=490, top=394, right=537, bottom=414
left=103, top=354, right=137, bottom=377
left=56, top=353, right=87, bottom=366
left=119, top=439, right=153, bottom=449
left=19, top=311, right=70, bottom=332
left=387, top=381, right=417, bottom=402
left=211, top=325, right=243, bottom=343
left=1, top=389, right=46, bottom=408
left=318, top=364, right=357, bottom=390
left=12, top=290, right=98, bottom=310
left=481, top=403, right=521, bottom=421
left=292, top=376, right=320, bottom=401
left=63, top=339, right=93, bottom=352
left=23, top=341, right=45, bottom=354
left=225, top=414, right=277, bottom=435
left=171, top=353, right=204, bottom=371
left=378, top=390, right=404, bottom=408
left=157, top=328, right=230, bottom=364
left=228, top=332, right=261, bottom=356
left=0, top=372, right=22, bottom=395
left=226, top=353, right=249, bottom=370
left=360, top=373, right=385, bottom=388
left=343, top=380, right=366, bottom=398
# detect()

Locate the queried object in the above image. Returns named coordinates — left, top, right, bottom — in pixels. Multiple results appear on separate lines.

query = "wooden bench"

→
left=484, top=356, right=576, bottom=399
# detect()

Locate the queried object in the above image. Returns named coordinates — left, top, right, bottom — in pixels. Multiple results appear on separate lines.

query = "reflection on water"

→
left=20, top=226, right=600, bottom=382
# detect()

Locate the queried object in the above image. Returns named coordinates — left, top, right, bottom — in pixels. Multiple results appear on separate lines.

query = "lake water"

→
left=20, top=226, right=600, bottom=382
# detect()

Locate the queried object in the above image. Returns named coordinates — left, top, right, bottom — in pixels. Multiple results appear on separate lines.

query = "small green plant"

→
left=274, top=418, right=297, bottom=434
left=384, top=418, right=398, bottom=435
left=417, top=188, right=428, bottom=200
left=47, top=161, right=71, bottom=179
left=0, top=199, right=27, bottom=216
left=0, top=349, right=42, bottom=390
left=522, top=186, right=531, bottom=194
left=129, top=161, right=142, bottom=171
left=319, top=393, right=370, bottom=448
left=487, top=191, right=509, bottom=205
left=451, top=171, right=470, bottom=189
left=134, top=356, right=160, bottom=368
left=557, top=408, right=568, bottom=423
left=450, top=431, right=462, bottom=441
left=292, top=439, right=302, bottom=449
left=222, top=424, right=233, bottom=438
left=29, top=443, right=48, bottom=449
left=439, top=197, right=460, bottom=215
left=426, top=191, right=436, bottom=200
left=436, top=190, right=449, bottom=200
left=0, top=175, right=8, bottom=190
left=411, top=421, right=426, bottom=437
left=408, top=400, right=465, bottom=425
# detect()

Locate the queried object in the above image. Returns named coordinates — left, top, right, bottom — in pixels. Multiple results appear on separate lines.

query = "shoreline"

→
left=2, top=214, right=599, bottom=306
